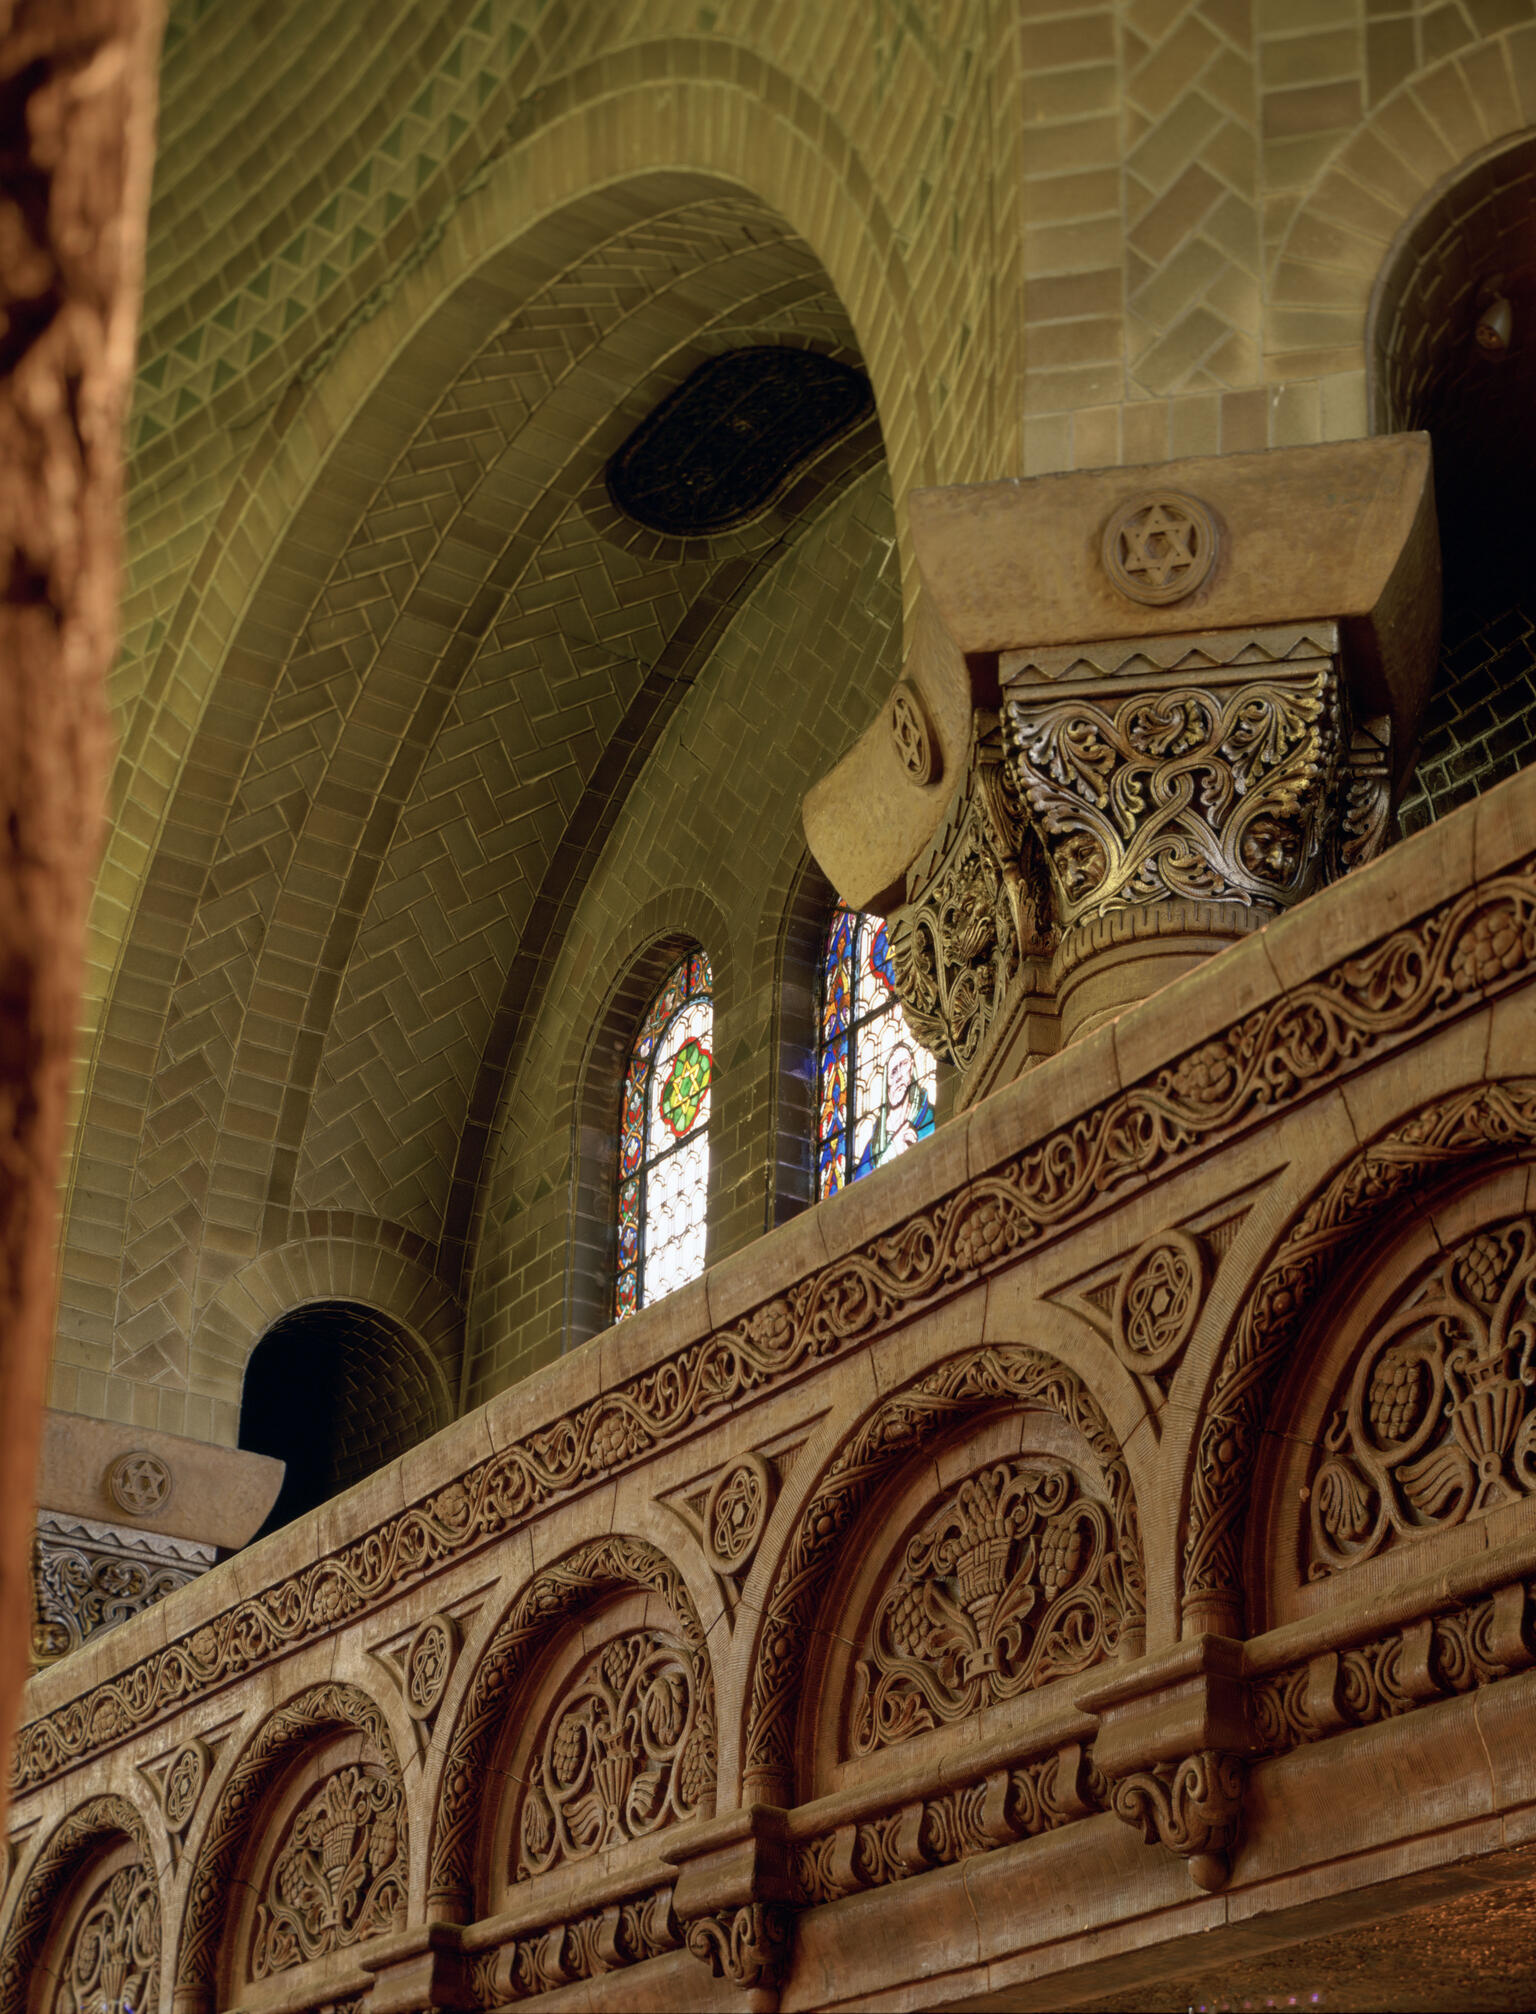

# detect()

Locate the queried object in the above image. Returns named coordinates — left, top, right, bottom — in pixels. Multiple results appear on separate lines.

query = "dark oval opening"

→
left=238, top=1299, right=443, bottom=1536
left=606, top=346, right=874, bottom=537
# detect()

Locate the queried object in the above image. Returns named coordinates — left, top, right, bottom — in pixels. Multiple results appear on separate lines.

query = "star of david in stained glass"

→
left=1118, top=501, right=1196, bottom=592
left=816, top=904, right=937, bottom=1201
left=615, top=949, right=713, bottom=1321
left=660, top=1037, right=712, bottom=1138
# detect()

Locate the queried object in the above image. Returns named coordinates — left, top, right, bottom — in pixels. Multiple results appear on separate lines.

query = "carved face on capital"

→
left=1055, top=831, right=1107, bottom=904
left=1239, top=811, right=1304, bottom=884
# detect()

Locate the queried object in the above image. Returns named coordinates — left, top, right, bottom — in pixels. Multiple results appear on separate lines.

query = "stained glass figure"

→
left=616, top=950, right=714, bottom=1320
left=817, top=904, right=937, bottom=1200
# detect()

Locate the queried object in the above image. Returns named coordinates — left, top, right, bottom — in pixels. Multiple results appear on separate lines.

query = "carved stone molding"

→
left=1182, top=1074, right=1536, bottom=1636
left=745, top=1345, right=1143, bottom=1800
left=31, top=1510, right=215, bottom=1664
left=176, top=1682, right=405, bottom=2009
left=1002, top=625, right=1357, bottom=951
left=0, top=1795, right=158, bottom=2014
left=468, top=1889, right=681, bottom=2006
left=793, top=1746, right=1099, bottom=1904
left=431, top=1536, right=716, bottom=1919
left=850, top=1457, right=1125, bottom=1755
left=1307, top=1214, right=1536, bottom=1578
left=13, top=860, right=1536, bottom=1802
left=887, top=714, right=1052, bottom=1079
left=517, top=1629, right=711, bottom=1877
left=684, top=1901, right=795, bottom=1994
left=1107, top=1749, right=1246, bottom=1892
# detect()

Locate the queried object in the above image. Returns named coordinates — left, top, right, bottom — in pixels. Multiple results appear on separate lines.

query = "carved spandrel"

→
left=886, top=716, right=1053, bottom=1076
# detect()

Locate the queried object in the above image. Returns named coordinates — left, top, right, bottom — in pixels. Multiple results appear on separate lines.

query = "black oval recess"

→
left=607, top=347, right=874, bottom=537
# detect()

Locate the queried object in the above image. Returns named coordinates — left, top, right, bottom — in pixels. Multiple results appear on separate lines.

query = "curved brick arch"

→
left=0, top=1794, right=159, bottom=2014
left=62, top=179, right=886, bottom=1433
left=177, top=1679, right=406, bottom=2011
left=1267, top=30, right=1536, bottom=388
left=1178, top=1078, right=1536, bottom=1639
left=739, top=1341, right=1145, bottom=1807
left=191, top=1233, right=462, bottom=1432
left=427, top=1533, right=717, bottom=1921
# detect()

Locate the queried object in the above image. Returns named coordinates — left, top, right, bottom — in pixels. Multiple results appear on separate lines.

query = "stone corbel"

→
left=805, top=436, right=1440, bottom=1066
left=665, top=1806, right=797, bottom=2009
left=1079, top=1635, right=1254, bottom=1893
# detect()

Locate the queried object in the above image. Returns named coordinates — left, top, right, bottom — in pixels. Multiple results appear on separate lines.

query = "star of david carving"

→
left=1119, top=503, right=1196, bottom=590
left=1100, top=489, right=1217, bottom=605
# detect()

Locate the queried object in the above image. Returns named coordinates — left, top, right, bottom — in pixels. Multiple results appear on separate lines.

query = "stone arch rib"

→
left=429, top=1534, right=716, bottom=1921
left=742, top=1344, right=1144, bottom=1806
left=0, top=1794, right=157, bottom=2014
left=176, top=1679, right=404, bottom=2010
left=1181, top=1078, right=1536, bottom=1638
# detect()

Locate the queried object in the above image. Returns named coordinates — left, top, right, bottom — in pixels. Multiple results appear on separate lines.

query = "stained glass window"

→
left=817, top=904, right=937, bottom=1200
left=616, top=950, right=714, bottom=1320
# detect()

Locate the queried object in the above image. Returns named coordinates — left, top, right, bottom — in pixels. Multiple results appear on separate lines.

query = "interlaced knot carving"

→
left=851, top=1457, right=1124, bottom=1754
left=518, top=1630, right=710, bottom=1876
left=1309, top=1216, right=1536, bottom=1577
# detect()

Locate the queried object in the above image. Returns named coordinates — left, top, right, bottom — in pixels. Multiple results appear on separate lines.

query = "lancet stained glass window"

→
left=817, top=904, right=937, bottom=1199
left=616, top=950, right=713, bottom=1320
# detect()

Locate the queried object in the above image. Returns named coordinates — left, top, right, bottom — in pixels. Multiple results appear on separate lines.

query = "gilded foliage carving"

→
left=746, top=1346, right=1142, bottom=1791
left=518, top=1630, right=711, bottom=1876
left=12, top=865, right=1536, bottom=1798
left=1309, top=1217, right=1536, bottom=1577
left=1183, top=1075, right=1536, bottom=1626
left=431, top=1537, right=715, bottom=1915
left=851, top=1458, right=1125, bottom=1754
left=176, top=1683, right=404, bottom=2001
left=887, top=718, right=1050, bottom=1070
left=0, top=1797, right=156, bottom=2014
left=1004, top=651, right=1344, bottom=924
left=250, top=1763, right=407, bottom=1978
left=468, top=1889, right=680, bottom=2005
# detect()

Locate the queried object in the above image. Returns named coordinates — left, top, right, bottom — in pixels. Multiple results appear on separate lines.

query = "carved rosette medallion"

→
left=517, top=1630, right=713, bottom=1877
left=52, top=1858, right=161, bottom=2014
left=106, top=1451, right=172, bottom=1518
left=162, top=1741, right=208, bottom=1834
left=1003, top=626, right=1351, bottom=945
left=704, top=1453, right=775, bottom=1575
left=1100, top=490, right=1218, bottom=605
left=1308, top=1215, right=1536, bottom=1579
left=249, top=1763, right=408, bottom=1978
left=889, top=680, right=939, bottom=786
left=850, top=1457, right=1127, bottom=1755
left=1113, top=1230, right=1208, bottom=1376
left=403, top=1613, right=458, bottom=1719
left=887, top=715, right=1053, bottom=1074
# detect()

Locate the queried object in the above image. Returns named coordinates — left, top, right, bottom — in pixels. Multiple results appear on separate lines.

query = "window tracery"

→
left=616, top=951, right=713, bottom=1319
left=817, top=904, right=936, bottom=1198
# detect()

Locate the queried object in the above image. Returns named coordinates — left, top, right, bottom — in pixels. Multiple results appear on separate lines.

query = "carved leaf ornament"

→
left=251, top=1764, right=407, bottom=1977
left=852, top=1457, right=1121, bottom=1753
left=54, top=1858, right=160, bottom=2014
left=11, top=869, right=1536, bottom=1796
left=1309, top=1216, right=1536, bottom=1577
left=518, top=1630, right=710, bottom=1876
left=0, top=1796, right=158, bottom=2014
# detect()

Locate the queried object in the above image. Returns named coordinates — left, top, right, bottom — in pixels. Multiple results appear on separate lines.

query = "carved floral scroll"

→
left=249, top=1763, right=407, bottom=1978
left=0, top=1797, right=158, bottom=2014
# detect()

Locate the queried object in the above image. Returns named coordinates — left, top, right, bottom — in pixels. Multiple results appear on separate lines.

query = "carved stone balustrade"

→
left=806, top=436, right=1439, bottom=1074
left=8, top=760, right=1536, bottom=2012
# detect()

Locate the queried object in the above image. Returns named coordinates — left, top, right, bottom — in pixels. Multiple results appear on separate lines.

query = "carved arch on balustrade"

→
left=1177, top=1077, right=1536, bottom=1640
left=740, top=1341, right=1146, bottom=1807
left=0, top=1794, right=160, bottom=2014
left=428, top=1532, right=718, bottom=1922
left=175, top=1679, right=407, bottom=2012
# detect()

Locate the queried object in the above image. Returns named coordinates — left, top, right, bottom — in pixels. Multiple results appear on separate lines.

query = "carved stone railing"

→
left=7, top=709, right=1536, bottom=2011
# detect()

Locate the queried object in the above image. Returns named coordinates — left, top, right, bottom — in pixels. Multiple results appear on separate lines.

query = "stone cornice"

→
left=13, top=807, right=1535, bottom=1798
